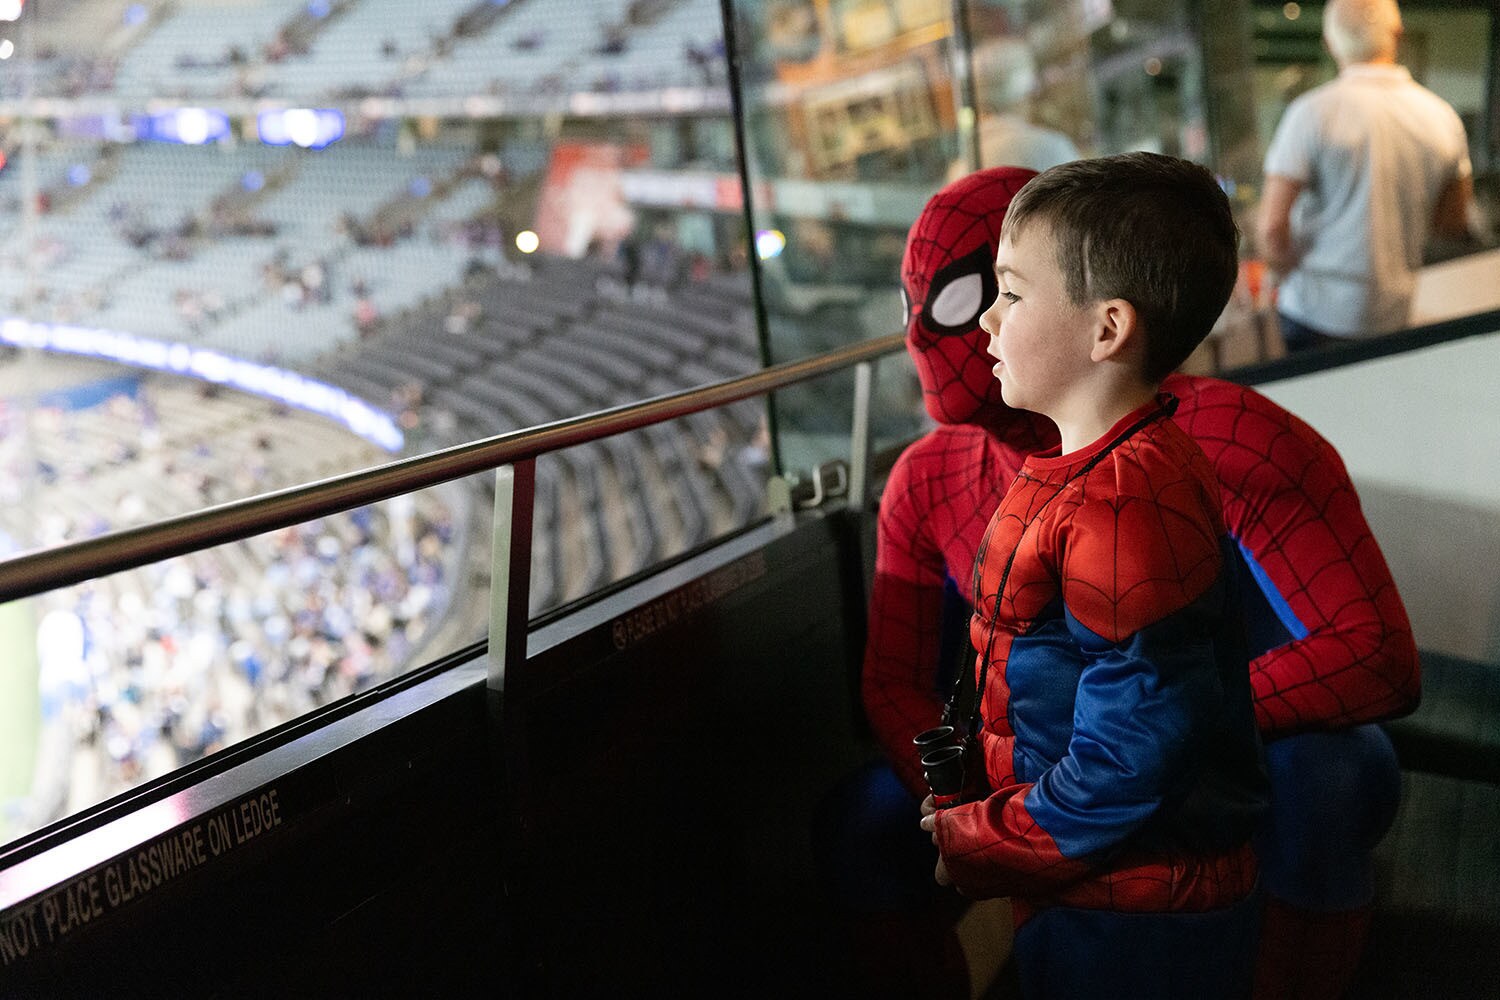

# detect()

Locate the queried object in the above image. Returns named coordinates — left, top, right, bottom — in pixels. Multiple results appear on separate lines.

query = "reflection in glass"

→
left=732, top=0, right=967, bottom=474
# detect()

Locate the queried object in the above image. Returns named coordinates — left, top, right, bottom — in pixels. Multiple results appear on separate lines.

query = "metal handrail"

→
left=0, top=333, right=907, bottom=604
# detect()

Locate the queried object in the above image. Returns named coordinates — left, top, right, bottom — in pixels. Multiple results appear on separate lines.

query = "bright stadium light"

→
left=755, top=229, right=786, bottom=260
left=515, top=230, right=540, bottom=254
left=175, top=108, right=211, bottom=145
left=285, top=108, right=320, bottom=148
left=256, top=108, right=345, bottom=150
left=0, top=39, right=13, bottom=60
left=134, top=108, right=231, bottom=145
left=0, top=1, right=23, bottom=23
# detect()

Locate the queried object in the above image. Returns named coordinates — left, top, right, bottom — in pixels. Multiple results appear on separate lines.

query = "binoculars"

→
left=913, top=725, right=965, bottom=809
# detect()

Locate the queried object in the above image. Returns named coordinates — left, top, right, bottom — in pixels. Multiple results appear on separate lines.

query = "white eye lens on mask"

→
left=927, top=272, right=983, bottom=329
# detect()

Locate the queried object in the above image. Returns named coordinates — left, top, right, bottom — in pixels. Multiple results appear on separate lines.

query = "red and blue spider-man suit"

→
left=934, top=394, right=1268, bottom=996
left=861, top=166, right=1420, bottom=997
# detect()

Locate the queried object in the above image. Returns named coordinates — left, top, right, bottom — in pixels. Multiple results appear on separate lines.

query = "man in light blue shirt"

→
left=1257, top=0, right=1472, bottom=349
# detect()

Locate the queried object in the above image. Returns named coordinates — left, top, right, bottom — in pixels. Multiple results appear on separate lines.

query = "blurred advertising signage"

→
left=620, top=171, right=729, bottom=210
left=256, top=108, right=345, bottom=149
left=133, top=108, right=232, bottom=145
left=0, top=318, right=403, bottom=452
left=533, top=142, right=649, bottom=256
left=619, top=171, right=757, bottom=212
left=770, top=178, right=930, bottom=226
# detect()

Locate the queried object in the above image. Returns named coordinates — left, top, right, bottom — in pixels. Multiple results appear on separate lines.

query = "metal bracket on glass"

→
left=767, top=461, right=850, bottom=514
left=803, top=460, right=849, bottom=508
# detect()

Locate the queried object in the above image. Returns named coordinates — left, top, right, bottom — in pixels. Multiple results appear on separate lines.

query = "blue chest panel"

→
left=1004, top=601, right=1081, bottom=782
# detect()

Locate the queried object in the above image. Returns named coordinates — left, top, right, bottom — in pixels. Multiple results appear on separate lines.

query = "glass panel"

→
left=0, top=480, right=472, bottom=847
left=966, top=0, right=1092, bottom=171
left=0, top=0, right=765, bottom=608
left=965, top=1, right=1222, bottom=169
left=0, top=0, right=767, bottom=847
left=731, top=0, right=964, bottom=476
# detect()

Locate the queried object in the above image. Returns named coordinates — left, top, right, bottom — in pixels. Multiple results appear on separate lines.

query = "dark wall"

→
left=499, top=510, right=874, bottom=995
left=0, top=508, right=879, bottom=998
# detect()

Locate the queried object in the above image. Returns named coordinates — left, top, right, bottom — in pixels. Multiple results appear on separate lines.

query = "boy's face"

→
left=978, top=223, right=1095, bottom=418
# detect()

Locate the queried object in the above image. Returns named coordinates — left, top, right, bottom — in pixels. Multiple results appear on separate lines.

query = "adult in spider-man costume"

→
left=860, top=166, right=1420, bottom=997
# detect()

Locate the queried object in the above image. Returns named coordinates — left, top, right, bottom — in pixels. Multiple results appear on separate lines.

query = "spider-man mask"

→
left=902, top=167, right=1037, bottom=425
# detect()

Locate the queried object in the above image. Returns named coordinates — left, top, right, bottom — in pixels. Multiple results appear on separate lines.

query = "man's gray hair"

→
left=1324, top=0, right=1403, bottom=64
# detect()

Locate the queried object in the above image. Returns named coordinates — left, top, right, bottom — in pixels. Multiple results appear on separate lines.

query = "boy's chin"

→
left=996, top=383, right=1045, bottom=420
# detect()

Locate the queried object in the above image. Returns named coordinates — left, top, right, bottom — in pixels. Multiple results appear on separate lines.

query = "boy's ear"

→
left=1090, top=298, right=1141, bottom=364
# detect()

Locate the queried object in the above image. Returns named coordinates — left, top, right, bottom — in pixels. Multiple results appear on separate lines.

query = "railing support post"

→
left=488, top=459, right=536, bottom=698
left=485, top=459, right=537, bottom=991
left=849, top=360, right=876, bottom=512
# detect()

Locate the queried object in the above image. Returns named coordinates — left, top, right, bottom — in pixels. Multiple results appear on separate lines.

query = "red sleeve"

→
left=1169, top=376, right=1420, bottom=738
left=1237, top=429, right=1419, bottom=736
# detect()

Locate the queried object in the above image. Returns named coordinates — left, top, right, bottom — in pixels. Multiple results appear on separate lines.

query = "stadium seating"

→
left=87, top=0, right=726, bottom=105
left=112, top=0, right=307, bottom=102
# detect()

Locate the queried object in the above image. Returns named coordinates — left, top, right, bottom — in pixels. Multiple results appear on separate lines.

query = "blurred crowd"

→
left=0, top=386, right=457, bottom=840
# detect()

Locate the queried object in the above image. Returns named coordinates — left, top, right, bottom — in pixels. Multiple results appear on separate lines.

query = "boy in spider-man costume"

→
left=914, top=152, right=1267, bottom=997
left=866, top=163, right=1419, bottom=997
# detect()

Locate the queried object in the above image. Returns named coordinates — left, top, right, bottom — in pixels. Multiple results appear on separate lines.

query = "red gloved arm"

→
left=861, top=450, right=950, bottom=797
left=1170, top=377, right=1421, bottom=738
left=1240, top=433, right=1419, bottom=737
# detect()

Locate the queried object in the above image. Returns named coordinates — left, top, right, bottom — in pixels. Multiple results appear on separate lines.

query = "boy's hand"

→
left=912, top=803, right=936, bottom=839
left=919, top=807, right=960, bottom=889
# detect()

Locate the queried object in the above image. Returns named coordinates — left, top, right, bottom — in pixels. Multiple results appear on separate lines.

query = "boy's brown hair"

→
left=1002, top=152, right=1239, bottom=382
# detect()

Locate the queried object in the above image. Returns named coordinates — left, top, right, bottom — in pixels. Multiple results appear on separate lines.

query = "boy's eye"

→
left=999, top=291, right=1020, bottom=304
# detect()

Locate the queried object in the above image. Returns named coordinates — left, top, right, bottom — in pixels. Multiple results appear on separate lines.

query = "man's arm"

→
left=1239, top=422, right=1420, bottom=737
left=862, top=573, right=949, bottom=794
left=1257, top=174, right=1305, bottom=275
left=1432, top=173, right=1475, bottom=242
left=861, top=450, right=951, bottom=796
left=1169, top=379, right=1421, bottom=738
